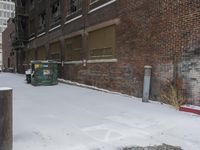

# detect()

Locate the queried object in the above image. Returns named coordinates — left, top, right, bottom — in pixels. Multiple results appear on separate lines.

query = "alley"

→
left=0, top=73, right=200, bottom=150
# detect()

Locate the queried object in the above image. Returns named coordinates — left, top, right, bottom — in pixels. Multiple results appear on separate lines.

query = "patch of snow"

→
left=0, top=73, right=200, bottom=150
left=0, top=87, right=12, bottom=90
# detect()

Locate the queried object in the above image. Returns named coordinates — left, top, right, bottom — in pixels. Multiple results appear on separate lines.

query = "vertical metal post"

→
left=142, top=66, right=152, bottom=102
left=0, top=88, right=13, bottom=150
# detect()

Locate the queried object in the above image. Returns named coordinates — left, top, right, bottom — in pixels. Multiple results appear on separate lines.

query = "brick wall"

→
left=18, top=0, right=200, bottom=104
left=116, top=0, right=200, bottom=104
left=2, top=19, right=16, bottom=72
left=63, top=0, right=200, bottom=104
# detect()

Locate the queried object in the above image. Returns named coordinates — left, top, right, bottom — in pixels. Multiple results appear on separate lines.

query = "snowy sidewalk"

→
left=0, top=73, right=200, bottom=150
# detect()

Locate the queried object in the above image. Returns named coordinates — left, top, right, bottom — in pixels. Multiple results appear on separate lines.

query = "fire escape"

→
left=12, top=0, right=28, bottom=50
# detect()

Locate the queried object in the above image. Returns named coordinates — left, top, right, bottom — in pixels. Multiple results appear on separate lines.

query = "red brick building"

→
left=13, top=0, right=200, bottom=105
left=2, top=18, right=16, bottom=72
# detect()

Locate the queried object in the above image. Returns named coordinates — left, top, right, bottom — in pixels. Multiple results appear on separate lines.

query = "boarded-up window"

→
left=37, top=46, right=46, bottom=60
left=29, top=19, right=35, bottom=36
left=88, top=25, right=116, bottom=59
left=25, top=49, right=35, bottom=64
left=50, top=42, right=60, bottom=61
left=65, top=35, right=82, bottom=61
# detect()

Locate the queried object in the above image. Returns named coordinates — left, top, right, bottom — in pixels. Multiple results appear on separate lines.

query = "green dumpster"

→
left=31, top=60, right=58, bottom=86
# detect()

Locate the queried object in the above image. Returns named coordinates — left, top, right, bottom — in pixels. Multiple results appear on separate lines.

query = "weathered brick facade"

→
left=13, top=0, right=200, bottom=105
left=2, top=19, right=16, bottom=72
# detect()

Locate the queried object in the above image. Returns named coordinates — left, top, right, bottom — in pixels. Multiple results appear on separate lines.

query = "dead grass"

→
left=160, top=78, right=187, bottom=109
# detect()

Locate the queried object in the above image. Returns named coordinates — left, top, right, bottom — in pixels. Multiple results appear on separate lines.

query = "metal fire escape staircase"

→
left=12, top=0, right=28, bottom=50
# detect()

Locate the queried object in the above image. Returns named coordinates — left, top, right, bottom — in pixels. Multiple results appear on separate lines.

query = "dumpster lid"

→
left=31, top=60, right=59, bottom=64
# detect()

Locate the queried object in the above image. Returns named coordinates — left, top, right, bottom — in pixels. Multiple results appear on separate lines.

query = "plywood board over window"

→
left=88, top=25, right=116, bottom=59
left=25, top=49, right=35, bottom=64
left=50, top=42, right=61, bottom=61
left=29, top=19, right=35, bottom=36
left=65, top=35, right=82, bottom=61
left=25, top=51, right=29, bottom=64
left=37, top=46, right=46, bottom=60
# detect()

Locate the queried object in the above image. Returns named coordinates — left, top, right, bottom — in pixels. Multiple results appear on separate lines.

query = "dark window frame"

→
left=68, top=0, right=82, bottom=15
left=38, top=11, right=46, bottom=32
left=50, top=0, right=61, bottom=23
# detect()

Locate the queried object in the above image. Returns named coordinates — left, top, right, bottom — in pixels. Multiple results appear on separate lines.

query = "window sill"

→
left=90, top=0, right=100, bottom=5
left=66, top=9, right=82, bottom=18
left=63, top=58, right=117, bottom=65
left=29, top=33, right=35, bottom=38
left=88, top=0, right=116, bottom=14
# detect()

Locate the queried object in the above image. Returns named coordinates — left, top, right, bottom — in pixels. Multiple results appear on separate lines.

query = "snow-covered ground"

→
left=0, top=73, right=200, bottom=150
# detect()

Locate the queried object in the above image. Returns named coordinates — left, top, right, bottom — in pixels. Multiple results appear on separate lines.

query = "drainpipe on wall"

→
left=142, top=66, right=152, bottom=102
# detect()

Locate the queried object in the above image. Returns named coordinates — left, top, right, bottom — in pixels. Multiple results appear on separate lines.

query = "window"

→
left=65, top=35, right=82, bottom=61
left=38, top=11, right=46, bottom=31
left=11, top=12, right=14, bottom=18
left=50, top=42, right=60, bottom=61
left=88, top=25, right=116, bottom=59
left=37, top=46, right=46, bottom=60
left=69, top=0, right=82, bottom=14
left=6, top=4, right=10, bottom=10
left=11, top=5, right=14, bottom=11
left=29, top=18, right=35, bottom=36
left=30, top=0, right=34, bottom=10
left=7, top=12, right=10, bottom=18
left=25, top=49, right=35, bottom=64
left=0, top=3, right=3, bottom=9
left=10, top=32, right=15, bottom=42
left=51, top=0, right=60, bottom=21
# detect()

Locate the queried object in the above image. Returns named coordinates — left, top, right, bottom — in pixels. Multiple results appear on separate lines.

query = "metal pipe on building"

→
left=0, top=88, right=13, bottom=150
left=142, top=66, right=152, bottom=102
